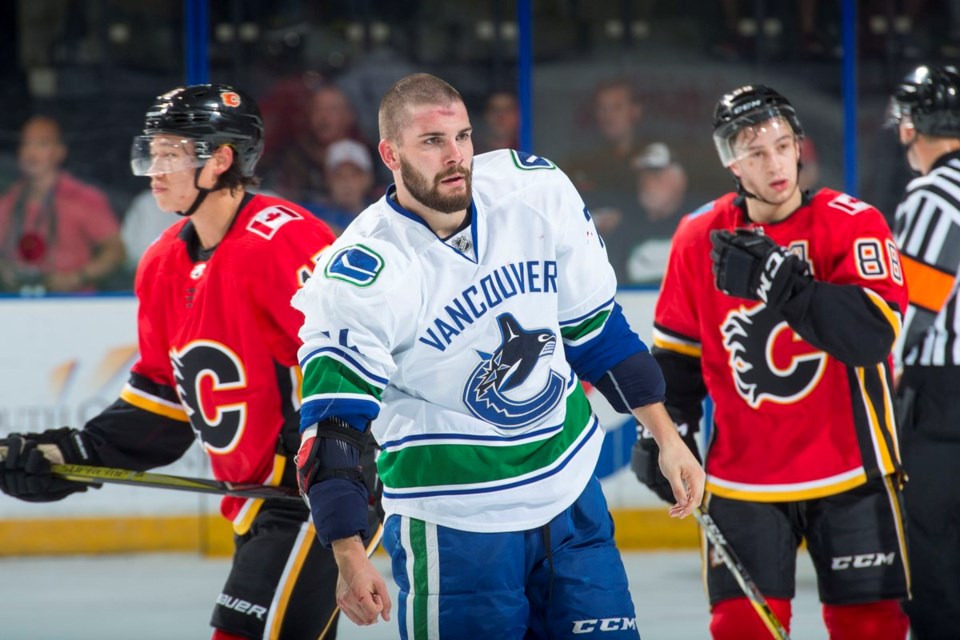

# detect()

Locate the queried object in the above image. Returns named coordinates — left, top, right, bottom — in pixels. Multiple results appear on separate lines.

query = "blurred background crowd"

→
left=0, top=0, right=954, bottom=294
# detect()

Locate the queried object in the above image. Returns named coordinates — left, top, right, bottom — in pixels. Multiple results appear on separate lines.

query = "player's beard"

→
left=399, top=156, right=472, bottom=214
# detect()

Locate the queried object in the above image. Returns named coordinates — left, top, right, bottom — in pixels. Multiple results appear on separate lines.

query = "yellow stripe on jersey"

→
left=232, top=455, right=287, bottom=535
left=119, top=384, right=189, bottom=422
left=857, top=366, right=896, bottom=476
left=706, top=468, right=867, bottom=502
left=882, top=474, right=911, bottom=596
left=862, top=287, right=902, bottom=342
left=877, top=363, right=901, bottom=463
left=267, top=522, right=315, bottom=640
left=652, top=329, right=702, bottom=358
left=901, top=254, right=956, bottom=313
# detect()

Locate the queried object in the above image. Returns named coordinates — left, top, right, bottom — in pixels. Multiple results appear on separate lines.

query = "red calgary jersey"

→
left=654, top=189, right=907, bottom=501
left=121, top=194, right=333, bottom=525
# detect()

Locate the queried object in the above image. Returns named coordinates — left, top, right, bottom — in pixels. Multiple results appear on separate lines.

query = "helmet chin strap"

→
left=175, top=167, right=214, bottom=217
left=734, top=160, right=803, bottom=206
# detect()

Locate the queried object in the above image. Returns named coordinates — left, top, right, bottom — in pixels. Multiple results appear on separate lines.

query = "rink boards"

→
left=0, top=290, right=698, bottom=556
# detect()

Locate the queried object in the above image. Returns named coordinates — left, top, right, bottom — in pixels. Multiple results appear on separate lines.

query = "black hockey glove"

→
left=630, top=422, right=701, bottom=505
left=0, top=428, right=98, bottom=502
left=710, top=228, right=811, bottom=309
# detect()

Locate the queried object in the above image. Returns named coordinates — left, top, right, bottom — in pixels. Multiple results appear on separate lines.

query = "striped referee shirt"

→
left=894, top=150, right=960, bottom=367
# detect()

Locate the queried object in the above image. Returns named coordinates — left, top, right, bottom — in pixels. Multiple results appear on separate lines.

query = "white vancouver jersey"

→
left=293, top=149, right=619, bottom=532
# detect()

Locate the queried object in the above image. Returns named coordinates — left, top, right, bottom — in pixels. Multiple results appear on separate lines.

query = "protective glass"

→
left=714, top=115, right=797, bottom=168
left=130, top=135, right=205, bottom=176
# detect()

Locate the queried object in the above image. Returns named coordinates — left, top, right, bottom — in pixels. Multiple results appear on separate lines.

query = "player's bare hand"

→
left=332, top=536, right=392, bottom=626
left=659, top=438, right=705, bottom=519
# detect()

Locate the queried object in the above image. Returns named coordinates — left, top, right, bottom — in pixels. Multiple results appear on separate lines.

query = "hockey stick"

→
left=694, top=507, right=791, bottom=640
left=50, top=463, right=302, bottom=501
left=0, top=445, right=300, bottom=501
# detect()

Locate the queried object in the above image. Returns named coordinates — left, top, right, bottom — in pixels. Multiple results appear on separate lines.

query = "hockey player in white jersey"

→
left=292, top=73, right=705, bottom=639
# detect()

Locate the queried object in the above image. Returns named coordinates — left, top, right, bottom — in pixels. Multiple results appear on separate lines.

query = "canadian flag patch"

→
left=246, top=205, right=303, bottom=239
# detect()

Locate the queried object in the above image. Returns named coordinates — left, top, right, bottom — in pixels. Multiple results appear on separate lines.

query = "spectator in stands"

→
left=625, top=143, right=690, bottom=284
left=0, top=115, right=124, bottom=294
left=476, top=90, right=520, bottom=153
left=303, top=139, right=377, bottom=235
left=260, top=84, right=371, bottom=204
left=564, top=79, right=687, bottom=283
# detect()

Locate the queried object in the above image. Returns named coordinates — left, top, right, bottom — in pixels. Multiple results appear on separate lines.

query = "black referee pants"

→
left=897, top=366, right=960, bottom=640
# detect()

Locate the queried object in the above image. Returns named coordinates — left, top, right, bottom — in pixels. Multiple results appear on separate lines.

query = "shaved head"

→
left=378, top=73, right=463, bottom=143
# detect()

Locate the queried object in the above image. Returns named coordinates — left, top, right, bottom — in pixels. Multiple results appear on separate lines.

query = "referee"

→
left=888, top=64, right=960, bottom=640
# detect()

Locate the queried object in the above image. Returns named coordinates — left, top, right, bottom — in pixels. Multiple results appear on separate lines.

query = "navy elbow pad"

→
left=593, top=350, right=666, bottom=413
left=307, top=477, right=370, bottom=547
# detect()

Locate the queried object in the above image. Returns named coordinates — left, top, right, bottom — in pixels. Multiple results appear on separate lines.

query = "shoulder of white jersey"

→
left=471, top=149, right=583, bottom=229
left=313, top=211, right=412, bottom=297
left=473, top=149, right=570, bottom=193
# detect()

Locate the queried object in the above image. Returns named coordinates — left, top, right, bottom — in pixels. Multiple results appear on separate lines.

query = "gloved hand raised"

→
left=630, top=422, right=702, bottom=505
left=0, top=427, right=97, bottom=502
left=710, top=228, right=811, bottom=308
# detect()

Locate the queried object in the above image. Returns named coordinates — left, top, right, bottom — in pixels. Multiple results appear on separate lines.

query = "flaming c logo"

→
left=720, top=303, right=827, bottom=408
left=220, top=91, right=241, bottom=108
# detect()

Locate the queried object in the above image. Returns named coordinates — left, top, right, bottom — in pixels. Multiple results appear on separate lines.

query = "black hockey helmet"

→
left=889, top=65, right=960, bottom=137
left=132, top=84, right=264, bottom=177
left=712, top=85, right=803, bottom=167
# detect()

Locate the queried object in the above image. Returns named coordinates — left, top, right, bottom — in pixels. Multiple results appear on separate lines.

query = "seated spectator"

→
left=626, top=143, right=690, bottom=284
left=303, top=139, right=376, bottom=235
left=259, top=84, right=372, bottom=203
left=476, top=90, right=520, bottom=153
left=564, top=79, right=687, bottom=283
left=0, top=115, right=124, bottom=294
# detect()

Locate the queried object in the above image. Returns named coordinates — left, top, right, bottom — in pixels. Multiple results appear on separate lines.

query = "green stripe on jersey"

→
left=560, top=309, right=610, bottom=341
left=301, top=356, right=384, bottom=400
left=378, top=386, right=592, bottom=489
left=410, top=518, right=429, bottom=639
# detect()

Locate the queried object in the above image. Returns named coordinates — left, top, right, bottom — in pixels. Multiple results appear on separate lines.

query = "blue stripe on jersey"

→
left=300, top=397, right=380, bottom=432
left=300, top=346, right=390, bottom=386
left=565, top=303, right=646, bottom=383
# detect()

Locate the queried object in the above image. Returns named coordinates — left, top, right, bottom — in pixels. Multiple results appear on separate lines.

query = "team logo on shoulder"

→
left=246, top=205, right=303, bottom=240
left=510, top=150, right=556, bottom=170
left=462, top=313, right=565, bottom=428
left=324, top=244, right=384, bottom=286
left=721, top=304, right=827, bottom=408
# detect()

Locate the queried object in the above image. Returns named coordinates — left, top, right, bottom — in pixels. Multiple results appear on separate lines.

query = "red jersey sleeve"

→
left=249, top=204, right=336, bottom=368
left=812, top=190, right=908, bottom=324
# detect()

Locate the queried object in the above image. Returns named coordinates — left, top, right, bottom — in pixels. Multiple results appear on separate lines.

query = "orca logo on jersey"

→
left=462, top=313, right=565, bottom=428
left=720, top=303, right=827, bottom=408
left=510, top=149, right=557, bottom=170
left=325, top=244, right=383, bottom=287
